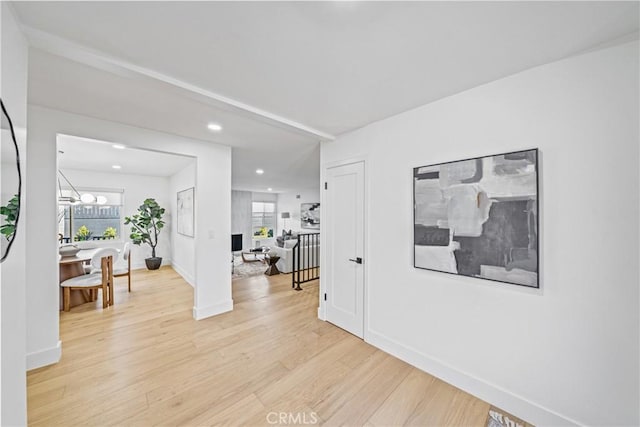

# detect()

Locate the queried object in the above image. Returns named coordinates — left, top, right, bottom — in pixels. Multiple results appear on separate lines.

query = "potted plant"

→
left=74, top=225, right=92, bottom=241
left=124, top=198, right=165, bottom=270
left=103, top=227, right=117, bottom=239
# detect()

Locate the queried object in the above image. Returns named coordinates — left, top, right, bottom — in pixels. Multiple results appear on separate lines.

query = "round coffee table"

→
left=241, top=247, right=270, bottom=264
left=265, top=255, right=280, bottom=276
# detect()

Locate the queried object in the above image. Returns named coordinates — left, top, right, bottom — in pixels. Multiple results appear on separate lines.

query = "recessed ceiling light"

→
left=112, top=165, right=122, bottom=169
left=267, top=188, right=273, bottom=192
left=256, top=169, right=264, bottom=175
left=112, top=144, right=126, bottom=150
left=207, top=123, right=222, bottom=132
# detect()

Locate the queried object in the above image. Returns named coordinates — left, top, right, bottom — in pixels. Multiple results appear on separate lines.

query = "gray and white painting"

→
left=301, top=203, right=320, bottom=229
left=177, top=187, right=194, bottom=237
left=413, top=149, right=538, bottom=287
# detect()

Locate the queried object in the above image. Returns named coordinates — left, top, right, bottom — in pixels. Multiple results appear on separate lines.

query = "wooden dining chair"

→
left=114, top=242, right=132, bottom=292
left=84, top=247, right=119, bottom=275
left=60, top=255, right=114, bottom=311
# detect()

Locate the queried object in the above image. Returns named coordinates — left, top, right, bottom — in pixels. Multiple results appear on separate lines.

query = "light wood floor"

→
left=27, top=267, right=492, bottom=426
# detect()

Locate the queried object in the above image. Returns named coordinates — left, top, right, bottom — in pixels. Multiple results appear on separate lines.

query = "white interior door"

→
left=325, top=161, right=365, bottom=338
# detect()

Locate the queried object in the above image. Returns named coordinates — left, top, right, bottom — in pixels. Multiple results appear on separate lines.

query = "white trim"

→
left=193, top=299, right=233, bottom=320
left=366, top=329, right=580, bottom=427
left=22, top=26, right=335, bottom=142
left=172, top=262, right=195, bottom=287
left=26, top=340, right=62, bottom=371
left=318, top=173, right=327, bottom=320
left=321, top=155, right=370, bottom=171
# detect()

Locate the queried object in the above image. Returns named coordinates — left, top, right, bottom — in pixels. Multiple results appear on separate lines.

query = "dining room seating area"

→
left=58, top=243, right=132, bottom=312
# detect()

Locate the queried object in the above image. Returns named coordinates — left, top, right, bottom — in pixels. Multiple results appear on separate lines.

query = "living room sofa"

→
left=269, top=239, right=319, bottom=274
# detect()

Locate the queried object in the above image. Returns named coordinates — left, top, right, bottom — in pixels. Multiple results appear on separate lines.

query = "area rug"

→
left=232, top=256, right=268, bottom=279
left=486, top=406, right=532, bottom=427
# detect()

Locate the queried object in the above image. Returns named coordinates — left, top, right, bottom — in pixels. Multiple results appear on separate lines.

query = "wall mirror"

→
left=1, top=99, right=22, bottom=262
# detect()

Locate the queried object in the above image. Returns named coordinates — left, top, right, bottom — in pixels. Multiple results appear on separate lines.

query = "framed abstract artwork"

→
left=177, top=187, right=195, bottom=237
left=301, top=203, right=320, bottom=229
left=413, top=149, right=539, bottom=288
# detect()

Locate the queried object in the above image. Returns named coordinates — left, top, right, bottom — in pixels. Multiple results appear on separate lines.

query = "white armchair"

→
left=269, top=240, right=319, bottom=274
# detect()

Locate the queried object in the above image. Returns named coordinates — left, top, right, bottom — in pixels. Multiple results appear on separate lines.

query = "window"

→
left=252, top=201, right=275, bottom=240
left=58, top=189, right=123, bottom=242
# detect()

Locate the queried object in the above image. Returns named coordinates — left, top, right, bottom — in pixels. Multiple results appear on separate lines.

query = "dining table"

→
left=58, top=248, right=118, bottom=310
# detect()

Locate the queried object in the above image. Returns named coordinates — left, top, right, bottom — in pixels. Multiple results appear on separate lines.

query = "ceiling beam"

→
left=21, top=25, right=336, bottom=142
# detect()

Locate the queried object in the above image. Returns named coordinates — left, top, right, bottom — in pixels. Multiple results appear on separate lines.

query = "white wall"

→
left=61, top=168, right=172, bottom=270
left=320, top=41, right=639, bottom=426
left=26, top=105, right=232, bottom=371
left=1, top=141, right=21, bottom=201
left=0, top=3, right=28, bottom=425
left=170, top=162, right=196, bottom=286
left=276, top=187, right=321, bottom=233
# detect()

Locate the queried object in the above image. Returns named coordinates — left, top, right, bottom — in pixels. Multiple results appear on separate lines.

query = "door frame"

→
left=318, top=155, right=369, bottom=340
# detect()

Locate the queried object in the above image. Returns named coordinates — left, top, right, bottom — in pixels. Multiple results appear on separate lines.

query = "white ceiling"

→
left=11, top=1, right=639, bottom=190
left=28, top=50, right=321, bottom=192
left=57, top=134, right=195, bottom=177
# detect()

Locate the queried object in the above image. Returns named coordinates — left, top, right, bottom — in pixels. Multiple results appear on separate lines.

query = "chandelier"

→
left=57, top=170, right=107, bottom=205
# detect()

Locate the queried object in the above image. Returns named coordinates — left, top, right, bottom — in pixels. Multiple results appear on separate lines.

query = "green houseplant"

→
left=103, top=227, right=117, bottom=239
left=0, top=194, right=19, bottom=241
left=74, top=225, right=92, bottom=241
left=124, top=198, right=165, bottom=270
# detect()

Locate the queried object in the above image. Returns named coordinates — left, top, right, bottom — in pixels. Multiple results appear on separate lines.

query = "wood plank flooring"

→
left=27, top=267, right=492, bottom=426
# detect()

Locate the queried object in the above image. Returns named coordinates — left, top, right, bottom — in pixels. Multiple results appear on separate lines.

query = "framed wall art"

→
left=177, top=187, right=195, bottom=237
left=413, top=149, right=539, bottom=288
left=301, top=202, right=320, bottom=229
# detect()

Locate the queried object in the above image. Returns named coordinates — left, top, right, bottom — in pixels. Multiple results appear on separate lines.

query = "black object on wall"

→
left=231, top=234, right=243, bottom=252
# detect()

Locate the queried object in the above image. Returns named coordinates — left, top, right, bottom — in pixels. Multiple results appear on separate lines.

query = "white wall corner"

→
left=26, top=340, right=62, bottom=371
left=193, top=299, right=233, bottom=320
left=365, top=329, right=580, bottom=427
left=172, top=262, right=195, bottom=287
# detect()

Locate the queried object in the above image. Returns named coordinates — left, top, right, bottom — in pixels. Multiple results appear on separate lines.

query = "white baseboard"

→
left=171, top=262, right=195, bottom=287
left=193, top=299, right=233, bottom=320
left=365, top=329, right=579, bottom=427
left=27, top=340, right=62, bottom=371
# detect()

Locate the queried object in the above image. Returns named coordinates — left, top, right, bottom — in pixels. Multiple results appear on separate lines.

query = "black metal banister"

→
left=292, top=232, right=320, bottom=290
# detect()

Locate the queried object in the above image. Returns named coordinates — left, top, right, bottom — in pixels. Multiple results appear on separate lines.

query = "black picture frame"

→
left=413, top=148, right=539, bottom=288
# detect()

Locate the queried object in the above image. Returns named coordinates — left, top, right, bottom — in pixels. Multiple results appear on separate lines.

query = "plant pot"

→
left=145, top=257, right=162, bottom=270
